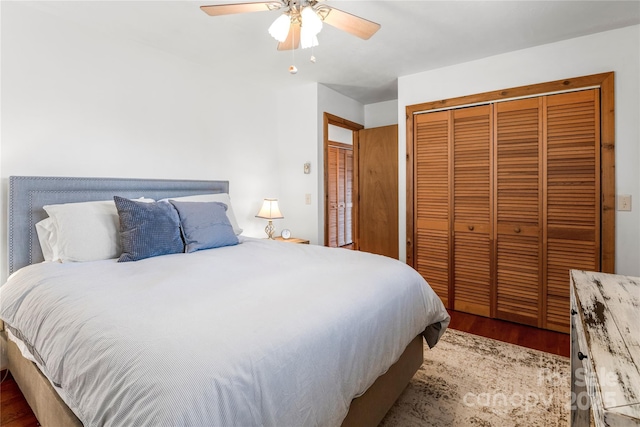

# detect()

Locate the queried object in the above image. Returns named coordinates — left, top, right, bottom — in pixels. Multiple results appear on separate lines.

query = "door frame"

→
left=323, top=112, right=364, bottom=247
left=405, top=72, right=615, bottom=273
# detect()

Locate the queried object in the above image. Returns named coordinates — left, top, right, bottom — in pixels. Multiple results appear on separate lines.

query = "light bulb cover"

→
left=268, top=14, right=291, bottom=42
left=300, top=32, right=318, bottom=49
left=301, top=6, right=322, bottom=35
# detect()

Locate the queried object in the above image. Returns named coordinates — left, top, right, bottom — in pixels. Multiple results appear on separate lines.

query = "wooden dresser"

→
left=570, top=270, right=640, bottom=426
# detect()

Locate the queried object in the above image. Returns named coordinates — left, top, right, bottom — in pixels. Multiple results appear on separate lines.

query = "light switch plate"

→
left=305, top=194, right=312, bottom=205
left=617, top=194, right=632, bottom=211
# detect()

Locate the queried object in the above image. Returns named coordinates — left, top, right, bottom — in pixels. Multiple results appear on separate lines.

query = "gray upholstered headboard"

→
left=8, top=176, right=230, bottom=275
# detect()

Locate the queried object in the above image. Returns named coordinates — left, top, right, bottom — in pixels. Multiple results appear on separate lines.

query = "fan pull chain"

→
left=289, top=23, right=298, bottom=74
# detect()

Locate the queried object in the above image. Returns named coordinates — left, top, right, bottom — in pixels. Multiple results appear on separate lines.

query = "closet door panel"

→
left=494, top=98, right=542, bottom=327
left=417, top=228, right=449, bottom=302
left=345, top=151, right=353, bottom=245
left=327, top=146, right=339, bottom=247
left=545, top=89, right=600, bottom=332
left=496, top=234, right=540, bottom=326
left=415, top=111, right=451, bottom=306
left=452, top=106, right=492, bottom=316
left=337, top=150, right=346, bottom=247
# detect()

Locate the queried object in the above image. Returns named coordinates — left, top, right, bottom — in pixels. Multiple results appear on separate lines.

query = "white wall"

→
left=398, top=25, right=640, bottom=276
left=328, top=124, right=354, bottom=145
left=365, top=100, right=398, bottom=128
left=0, top=1, right=282, bottom=285
left=275, top=83, right=319, bottom=242
left=275, top=84, right=364, bottom=245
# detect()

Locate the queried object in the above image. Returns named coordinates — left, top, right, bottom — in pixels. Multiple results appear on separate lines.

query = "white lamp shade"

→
left=256, top=198, right=284, bottom=219
left=300, top=7, right=321, bottom=49
left=300, top=31, right=319, bottom=49
left=268, top=14, right=291, bottom=42
left=301, top=6, right=322, bottom=35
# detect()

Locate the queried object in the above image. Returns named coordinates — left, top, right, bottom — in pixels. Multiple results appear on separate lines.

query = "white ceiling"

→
left=22, top=1, right=640, bottom=104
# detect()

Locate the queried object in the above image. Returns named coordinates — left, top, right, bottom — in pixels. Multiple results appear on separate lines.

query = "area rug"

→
left=380, top=329, right=570, bottom=427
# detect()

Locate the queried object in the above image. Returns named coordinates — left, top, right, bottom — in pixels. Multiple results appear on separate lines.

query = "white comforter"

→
left=0, top=238, right=450, bottom=427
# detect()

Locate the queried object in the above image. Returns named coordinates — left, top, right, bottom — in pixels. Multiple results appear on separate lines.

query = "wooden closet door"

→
left=494, top=98, right=543, bottom=327
left=345, top=150, right=353, bottom=246
left=327, top=146, right=339, bottom=247
left=414, top=111, right=451, bottom=306
left=327, top=145, right=353, bottom=248
left=544, top=89, right=600, bottom=333
left=337, top=149, right=346, bottom=246
left=452, top=106, right=493, bottom=316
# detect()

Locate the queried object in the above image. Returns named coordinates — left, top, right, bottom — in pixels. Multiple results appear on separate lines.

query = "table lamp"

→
left=256, top=198, right=284, bottom=239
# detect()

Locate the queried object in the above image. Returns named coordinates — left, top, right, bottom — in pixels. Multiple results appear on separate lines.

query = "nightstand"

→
left=273, top=237, right=310, bottom=244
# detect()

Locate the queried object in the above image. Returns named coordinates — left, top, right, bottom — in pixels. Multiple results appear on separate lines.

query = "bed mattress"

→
left=0, top=237, right=450, bottom=426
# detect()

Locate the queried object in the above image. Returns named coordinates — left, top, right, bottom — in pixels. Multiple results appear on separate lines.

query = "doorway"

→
left=323, top=113, right=399, bottom=258
left=323, top=113, right=362, bottom=249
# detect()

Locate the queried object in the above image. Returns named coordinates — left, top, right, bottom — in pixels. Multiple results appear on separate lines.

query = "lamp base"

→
left=265, top=220, right=275, bottom=239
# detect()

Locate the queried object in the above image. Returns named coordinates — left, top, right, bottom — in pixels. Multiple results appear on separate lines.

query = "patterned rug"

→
left=380, top=329, right=570, bottom=427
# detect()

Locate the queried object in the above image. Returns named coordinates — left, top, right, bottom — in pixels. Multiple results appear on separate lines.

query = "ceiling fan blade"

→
left=277, top=23, right=301, bottom=51
left=320, top=6, right=381, bottom=40
left=200, top=2, right=282, bottom=16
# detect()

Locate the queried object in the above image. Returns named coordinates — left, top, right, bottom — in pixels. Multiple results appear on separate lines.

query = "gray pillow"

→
left=169, top=200, right=239, bottom=253
left=114, top=196, right=184, bottom=262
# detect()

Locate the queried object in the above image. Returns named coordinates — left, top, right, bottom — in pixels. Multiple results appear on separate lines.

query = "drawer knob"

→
left=571, top=309, right=578, bottom=315
left=578, top=352, right=588, bottom=361
left=468, top=225, right=474, bottom=231
left=514, top=227, right=521, bottom=233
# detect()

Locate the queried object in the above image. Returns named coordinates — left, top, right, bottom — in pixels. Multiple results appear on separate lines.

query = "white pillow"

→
left=161, top=193, right=243, bottom=235
left=35, top=217, right=59, bottom=262
left=41, top=197, right=154, bottom=262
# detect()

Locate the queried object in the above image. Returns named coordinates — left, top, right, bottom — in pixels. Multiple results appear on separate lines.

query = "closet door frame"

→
left=406, top=72, right=615, bottom=274
left=324, top=112, right=364, bottom=248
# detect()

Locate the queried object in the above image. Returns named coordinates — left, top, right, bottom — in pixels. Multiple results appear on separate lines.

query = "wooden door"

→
left=452, top=106, right=493, bottom=317
left=544, top=89, right=600, bottom=333
left=414, top=112, right=451, bottom=306
left=358, top=125, right=398, bottom=258
left=494, top=98, right=543, bottom=327
left=327, top=144, right=353, bottom=248
left=345, top=150, right=354, bottom=245
left=337, top=148, right=347, bottom=246
left=327, top=145, right=339, bottom=247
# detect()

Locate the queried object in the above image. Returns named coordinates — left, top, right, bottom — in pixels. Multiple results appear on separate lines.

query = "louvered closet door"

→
left=415, top=111, right=451, bottom=306
left=327, top=146, right=339, bottom=247
left=337, top=149, right=346, bottom=246
left=453, top=106, right=492, bottom=316
left=327, top=146, right=353, bottom=248
left=494, top=98, right=543, bottom=327
left=544, top=89, right=600, bottom=333
left=345, top=150, right=353, bottom=245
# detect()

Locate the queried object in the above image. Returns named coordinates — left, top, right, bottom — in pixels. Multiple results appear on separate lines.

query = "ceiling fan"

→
left=200, top=1, right=381, bottom=51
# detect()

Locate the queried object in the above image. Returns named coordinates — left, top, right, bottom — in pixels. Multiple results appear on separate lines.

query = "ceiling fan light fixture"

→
left=301, top=6, right=323, bottom=36
left=268, top=13, right=291, bottom=42
left=300, top=32, right=318, bottom=49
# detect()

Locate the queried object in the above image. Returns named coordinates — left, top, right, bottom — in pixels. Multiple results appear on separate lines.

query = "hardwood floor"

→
left=448, top=310, right=570, bottom=357
left=0, top=311, right=569, bottom=427
left=0, top=372, right=38, bottom=427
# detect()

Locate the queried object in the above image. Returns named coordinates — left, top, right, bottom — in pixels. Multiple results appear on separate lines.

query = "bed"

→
left=1, top=175, right=450, bottom=427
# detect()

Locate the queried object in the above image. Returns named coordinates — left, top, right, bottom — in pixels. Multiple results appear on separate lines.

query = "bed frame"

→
left=4, top=175, right=423, bottom=427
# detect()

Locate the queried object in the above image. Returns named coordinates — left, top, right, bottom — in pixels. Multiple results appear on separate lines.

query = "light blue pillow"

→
left=169, top=200, right=239, bottom=253
left=114, top=196, right=184, bottom=262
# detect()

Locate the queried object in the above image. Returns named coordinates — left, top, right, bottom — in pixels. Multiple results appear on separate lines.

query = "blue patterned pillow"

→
left=114, top=196, right=184, bottom=262
left=169, top=200, right=239, bottom=253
